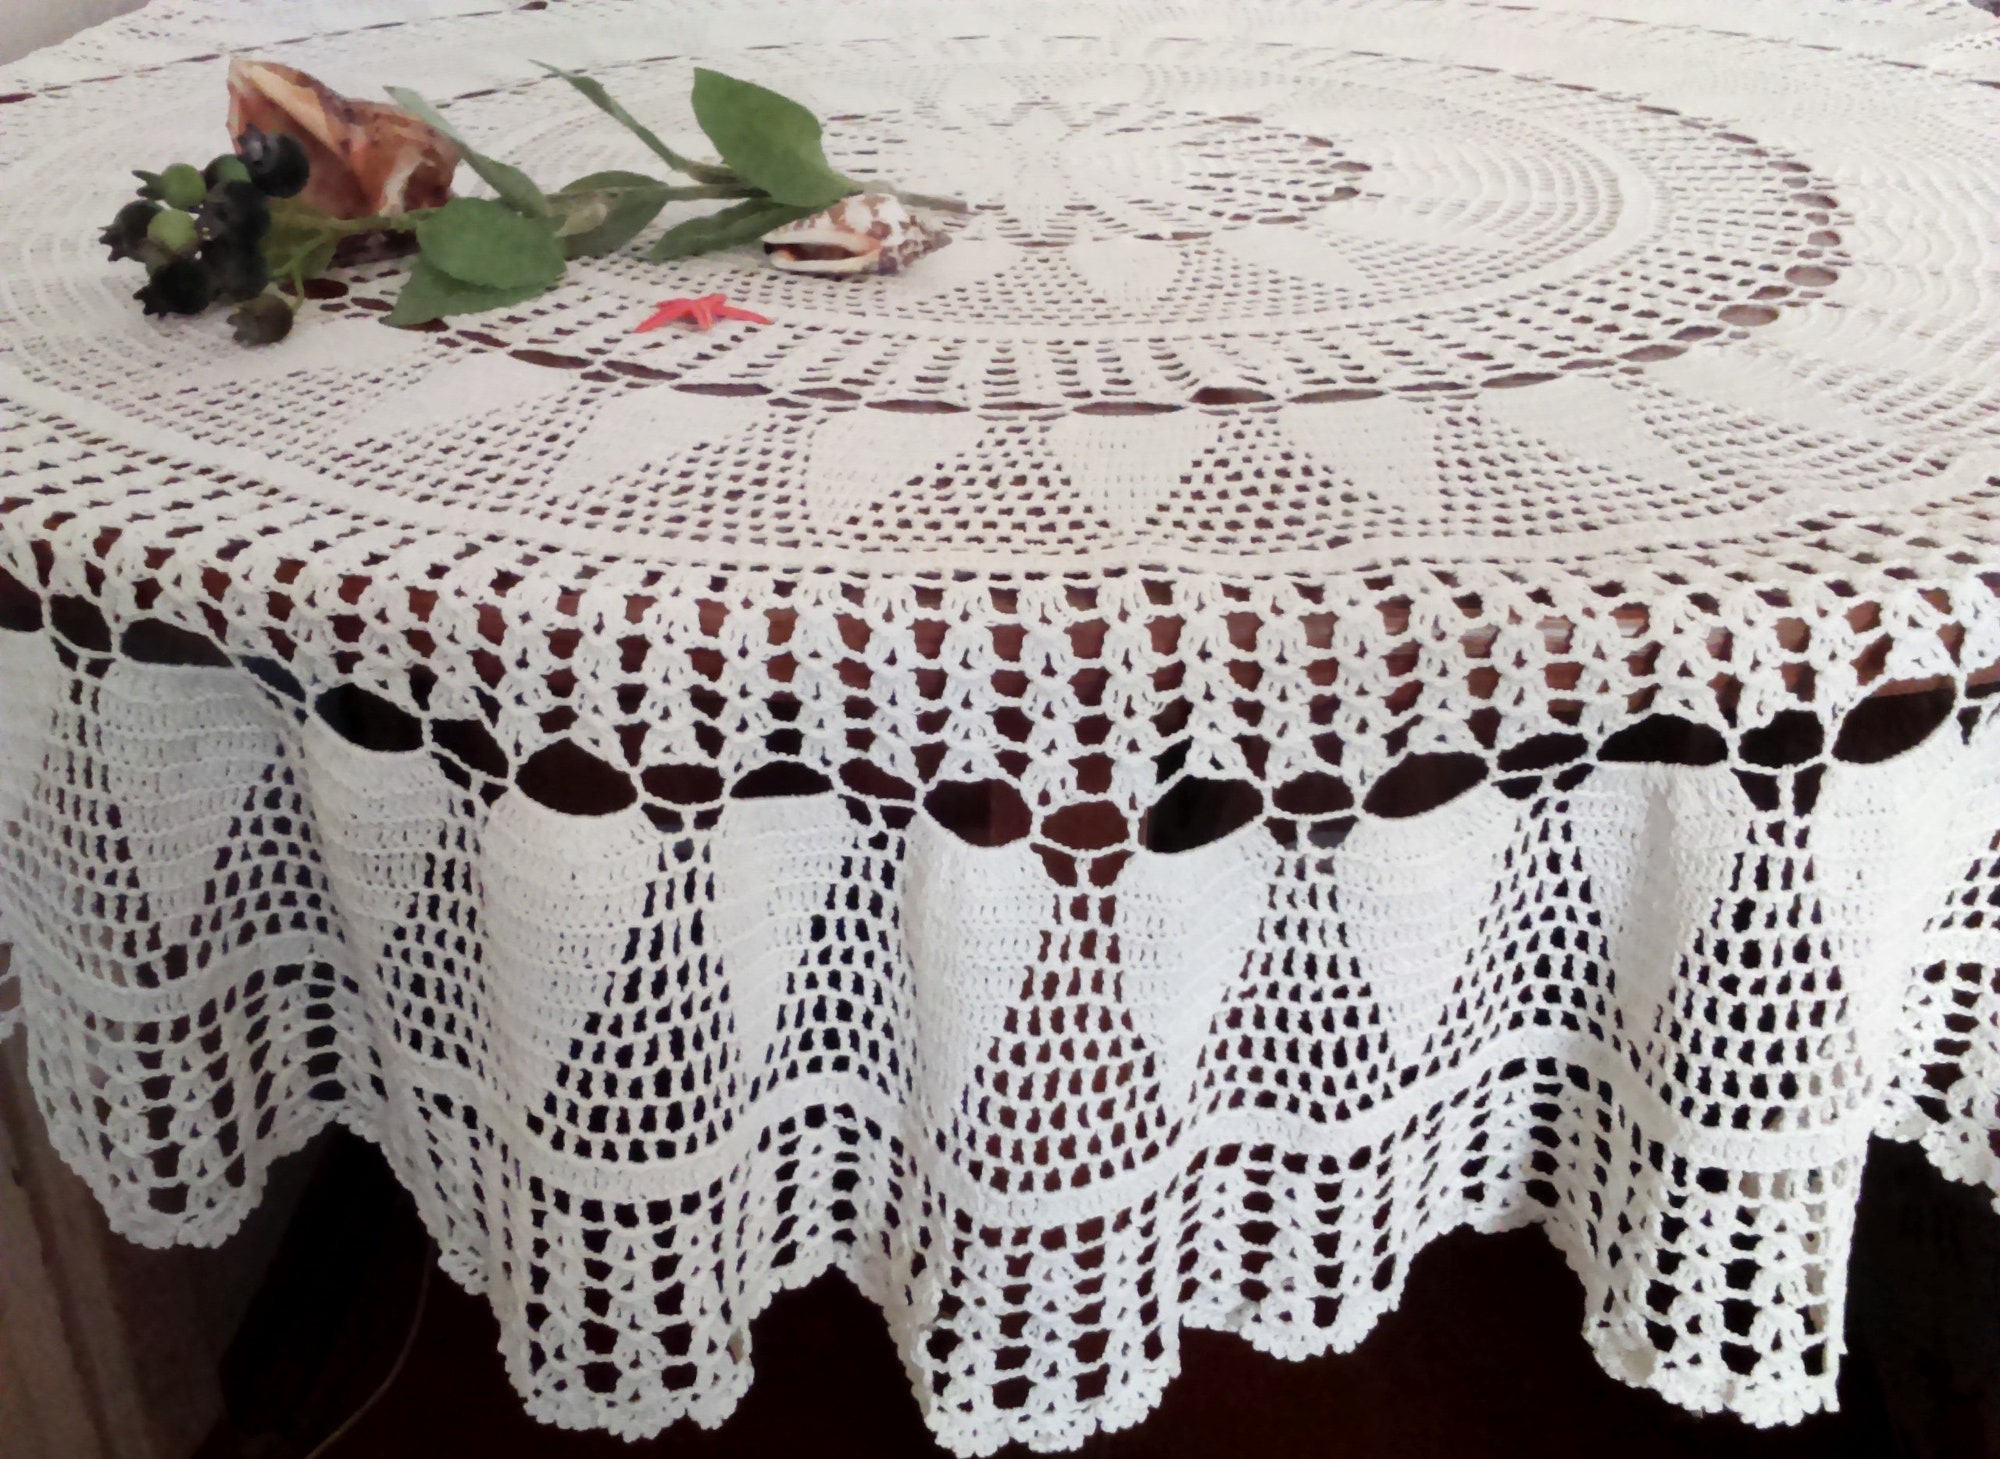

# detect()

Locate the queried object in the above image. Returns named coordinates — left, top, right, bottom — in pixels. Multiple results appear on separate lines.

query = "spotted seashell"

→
left=761, top=193, right=950, bottom=277
left=226, top=58, right=459, bottom=219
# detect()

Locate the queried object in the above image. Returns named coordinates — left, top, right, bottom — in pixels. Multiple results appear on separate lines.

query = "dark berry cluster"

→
left=104, top=128, right=311, bottom=344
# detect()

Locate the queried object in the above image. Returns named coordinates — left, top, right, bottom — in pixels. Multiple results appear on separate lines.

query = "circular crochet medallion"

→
left=0, top=0, right=1994, bottom=575
left=562, top=46, right=1846, bottom=360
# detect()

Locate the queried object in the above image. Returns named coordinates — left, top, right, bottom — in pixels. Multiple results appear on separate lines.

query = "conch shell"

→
left=226, top=58, right=459, bottom=218
left=761, top=193, right=949, bottom=277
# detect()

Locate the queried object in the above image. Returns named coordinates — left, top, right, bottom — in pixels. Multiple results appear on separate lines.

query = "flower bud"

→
left=157, top=162, right=207, bottom=211
left=146, top=207, right=200, bottom=256
left=204, top=154, right=253, bottom=189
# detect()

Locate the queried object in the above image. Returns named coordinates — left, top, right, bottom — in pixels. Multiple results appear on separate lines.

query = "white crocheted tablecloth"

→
left=3, top=0, right=2000, bottom=1450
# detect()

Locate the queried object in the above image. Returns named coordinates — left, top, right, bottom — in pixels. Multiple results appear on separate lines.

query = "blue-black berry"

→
left=100, top=200, right=161, bottom=262
left=201, top=236, right=271, bottom=302
left=135, top=257, right=212, bottom=316
left=235, top=127, right=310, bottom=199
left=229, top=292, right=296, bottom=346
left=198, top=180, right=272, bottom=245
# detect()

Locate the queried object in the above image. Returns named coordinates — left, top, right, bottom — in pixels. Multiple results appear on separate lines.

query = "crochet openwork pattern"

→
left=3, top=1, right=1998, bottom=1451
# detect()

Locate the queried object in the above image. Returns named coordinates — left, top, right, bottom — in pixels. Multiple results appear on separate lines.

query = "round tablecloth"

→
left=3, top=0, right=2000, bottom=1451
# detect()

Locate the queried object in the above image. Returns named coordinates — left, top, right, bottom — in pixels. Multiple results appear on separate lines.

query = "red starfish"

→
left=635, top=293, right=772, bottom=333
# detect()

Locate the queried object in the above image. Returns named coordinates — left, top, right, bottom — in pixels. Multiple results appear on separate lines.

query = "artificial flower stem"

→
left=586, top=183, right=763, bottom=202
left=854, top=183, right=970, bottom=215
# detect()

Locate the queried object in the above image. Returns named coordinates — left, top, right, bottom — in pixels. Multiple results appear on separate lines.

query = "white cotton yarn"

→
left=2, top=1, right=1999, bottom=1451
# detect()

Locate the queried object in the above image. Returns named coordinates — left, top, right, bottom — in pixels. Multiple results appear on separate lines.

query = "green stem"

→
left=850, top=182, right=970, bottom=215
left=534, top=62, right=741, bottom=186
left=658, top=183, right=762, bottom=201
left=571, top=182, right=762, bottom=202
left=895, top=189, right=971, bottom=215
left=336, top=211, right=427, bottom=235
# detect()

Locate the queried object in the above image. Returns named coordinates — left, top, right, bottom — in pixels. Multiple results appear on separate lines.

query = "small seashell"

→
left=226, top=58, right=460, bottom=218
left=761, top=193, right=949, bottom=277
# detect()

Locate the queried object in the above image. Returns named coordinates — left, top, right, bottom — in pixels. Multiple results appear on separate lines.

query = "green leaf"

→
left=385, top=87, right=551, bottom=218
left=385, top=255, right=553, bottom=327
left=554, top=171, right=674, bottom=259
left=535, top=64, right=737, bottom=185
left=645, top=197, right=815, bottom=261
left=415, top=196, right=566, bottom=290
left=689, top=69, right=857, bottom=210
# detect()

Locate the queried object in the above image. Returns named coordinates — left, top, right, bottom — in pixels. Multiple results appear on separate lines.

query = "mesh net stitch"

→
left=2, top=0, right=1999, bottom=1451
